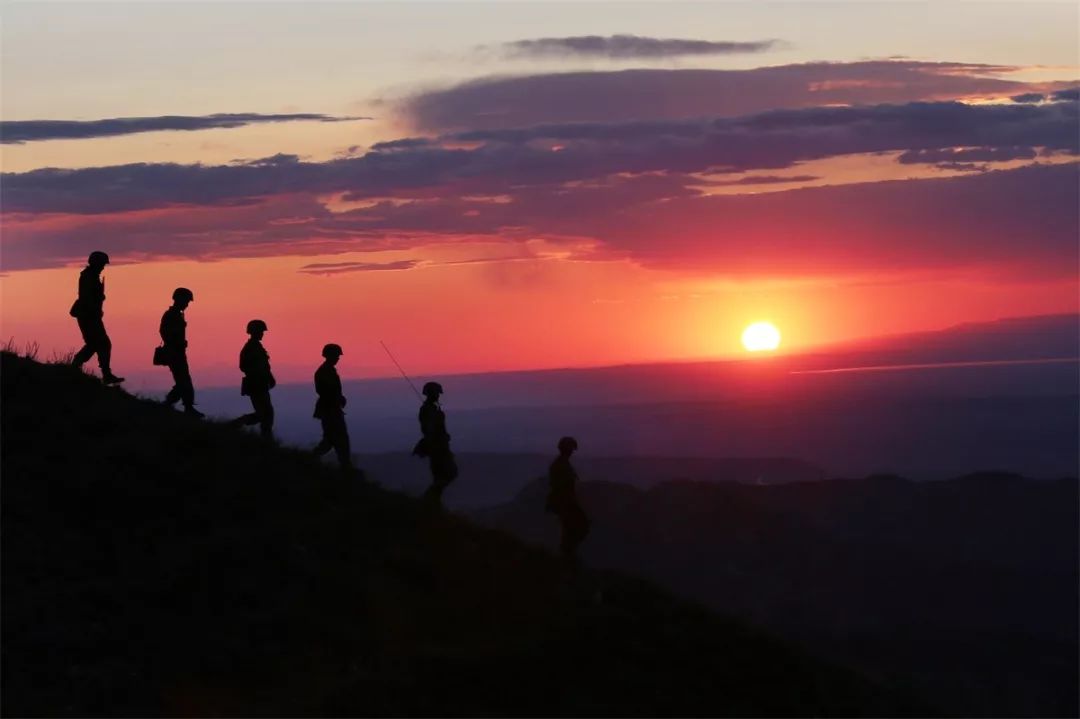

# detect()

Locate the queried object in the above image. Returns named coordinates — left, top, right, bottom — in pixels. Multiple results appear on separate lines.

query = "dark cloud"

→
left=897, top=146, right=1038, bottom=164
left=495, top=34, right=778, bottom=59
left=6, top=98, right=1074, bottom=216
left=0, top=113, right=366, bottom=144
left=932, top=162, right=988, bottom=172
left=3, top=164, right=1076, bottom=282
left=399, top=61, right=1072, bottom=132
left=236, top=153, right=304, bottom=167
left=1052, top=88, right=1080, bottom=102
left=558, top=163, right=1080, bottom=277
left=369, top=137, right=434, bottom=151
left=708, top=174, right=820, bottom=186
left=297, top=259, right=420, bottom=275
left=1011, top=92, right=1046, bottom=104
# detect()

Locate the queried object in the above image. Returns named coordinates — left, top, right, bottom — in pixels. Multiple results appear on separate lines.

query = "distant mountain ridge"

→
left=806, top=313, right=1079, bottom=367
left=360, top=452, right=825, bottom=509
left=200, top=312, right=1080, bottom=414
left=477, top=472, right=1080, bottom=717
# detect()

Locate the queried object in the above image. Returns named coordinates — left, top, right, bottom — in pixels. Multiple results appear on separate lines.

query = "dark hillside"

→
left=477, top=474, right=1079, bottom=717
left=0, top=352, right=914, bottom=717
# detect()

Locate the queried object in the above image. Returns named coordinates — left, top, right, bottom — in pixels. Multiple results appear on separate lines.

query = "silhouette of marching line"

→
left=413, top=381, right=458, bottom=506
left=69, top=250, right=592, bottom=556
left=156, top=287, right=204, bottom=418
left=312, top=343, right=353, bottom=472
left=229, top=319, right=275, bottom=439
left=70, top=251, right=124, bottom=385
left=547, top=436, right=590, bottom=565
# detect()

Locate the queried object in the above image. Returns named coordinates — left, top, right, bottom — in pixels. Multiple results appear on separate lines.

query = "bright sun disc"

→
left=742, top=322, right=781, bottom=352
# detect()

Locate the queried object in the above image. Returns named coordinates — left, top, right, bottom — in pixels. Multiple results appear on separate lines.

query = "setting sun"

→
left=742, top=322, right=781, bottom=352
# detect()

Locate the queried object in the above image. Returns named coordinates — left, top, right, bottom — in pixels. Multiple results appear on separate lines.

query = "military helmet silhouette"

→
left=322, top=343, right=344, bottom=358
left=88, top=251, right=110, bottom=266
left=246, top=319, right=268, bottom=334
left=558, top=436, right=578, bottom=452
left=422, top=381, right=443, bottom=397
left=172, top=287, right=194, bottom=302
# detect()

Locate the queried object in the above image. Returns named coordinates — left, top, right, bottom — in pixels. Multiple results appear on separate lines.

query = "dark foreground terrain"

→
left=479, top=475, right=1080, bottom=717
left=1, top=352, right=917, bottom=717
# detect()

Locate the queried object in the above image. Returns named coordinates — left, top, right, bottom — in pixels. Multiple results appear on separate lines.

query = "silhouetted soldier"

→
left=159, top=287, right=204, bottom=418
left=231, top=319, right=276, bottom=438
left=414, top=381, right=458, bottom=504
left=313, top=343, right=352, bottom=471
left=70, top=251, right=124, bottom=384
left=547, top=436, right=590, bottom=563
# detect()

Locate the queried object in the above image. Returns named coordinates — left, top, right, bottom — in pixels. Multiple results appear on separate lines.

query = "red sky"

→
left=2, top=5, right=1078, bottom=389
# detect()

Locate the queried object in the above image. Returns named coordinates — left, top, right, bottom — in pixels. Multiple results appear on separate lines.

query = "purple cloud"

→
left=297, top=259, right=421, bottom=275
left=494, top=35, right=779, bottom=59
left=1011, top=92, right=1046, bottom=104
left=4, top=99, right=1076, bottom=216
left=1, top=113, right=367, bottom=144
left=707, top=174, right=820, bottom=186
left=3, top=163, right=1077, bottom=284
left=399, top=61, right=1071, bottom=132
left=897, top=146, right=1038, bottom=164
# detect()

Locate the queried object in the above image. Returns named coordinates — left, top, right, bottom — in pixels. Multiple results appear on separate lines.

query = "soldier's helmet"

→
left=246, top=319, right=268, bottom=334
left=88, top=251, right=110, bottom=266
left=172, top=287, right=194, bottom=302
left=558, top=436, right=579, bottom=453
left=422, top=381, right=443, bottom=397
left=322, top=343, right=344, bottom=358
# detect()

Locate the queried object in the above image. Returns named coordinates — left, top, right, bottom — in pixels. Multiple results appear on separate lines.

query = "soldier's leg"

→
left=314, top=417, right=334, bottom=455
left=252, top=391, right=274, bottom=438
left=426, top=451, right=457, bottom=500
left=165, top=361, right=183, bottom=405
left=73, top=317, right=97, bottom=367
left=235, top=393, right=263, bottom=425
left=96, top=329, right=113, bottom=374
left=568, top=504, right=590, bottom=554
left=558, top=512, right=573, bottom=557
left=332, top=415, right=352, bottom=468
left=175, top=358, right=195, bottom=408
left=559, top=504, right=590, bottom=558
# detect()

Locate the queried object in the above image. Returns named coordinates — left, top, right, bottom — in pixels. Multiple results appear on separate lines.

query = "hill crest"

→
left=1, top=352, right=915, bottom=716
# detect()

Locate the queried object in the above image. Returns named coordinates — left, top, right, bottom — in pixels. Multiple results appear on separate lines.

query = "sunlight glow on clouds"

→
left=1, top=2, right=1078, bottom=376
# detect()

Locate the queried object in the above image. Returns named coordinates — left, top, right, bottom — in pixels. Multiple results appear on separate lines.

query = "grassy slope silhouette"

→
left=1, top=352, right=918, bottom=717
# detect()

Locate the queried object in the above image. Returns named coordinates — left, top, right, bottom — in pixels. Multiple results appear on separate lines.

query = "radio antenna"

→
left=380, top=340, right=422, bottom=399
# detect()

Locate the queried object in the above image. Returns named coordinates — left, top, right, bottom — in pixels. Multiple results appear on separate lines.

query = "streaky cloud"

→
left=3, top=163, right=1076, bottom=281
left=898, top=146, right=1037, bottom=164
left=495, top=34, right=779, bottom=59
left=298, top=259, right=420, bottom=275
left=3, top=99, right=1076, bottom=215
left=1, top=112, right=368, bottom=144
left=1011, top=92, right=1046, bottom=104
left=400, top=61, right=1076, bottom=132
left=708, top=174, right=820, bottom=186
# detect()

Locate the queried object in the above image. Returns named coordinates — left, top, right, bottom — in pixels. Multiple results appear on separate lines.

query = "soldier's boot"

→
left=101, top=371, right=125, bottom=385
left=183, top=405, right=205, bottom=419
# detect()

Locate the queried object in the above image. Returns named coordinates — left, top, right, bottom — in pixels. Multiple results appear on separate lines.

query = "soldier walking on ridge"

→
left=231, top=319, right=276, bottom=438
left=547, top=436, right=590, bottom=565
left=413, top=381, right=458, bottom=504
left=159, top=287, right=203, bottom=418
left=70, top=251, right=124, bottom=384
left=313, top=343, right=353, bottom=472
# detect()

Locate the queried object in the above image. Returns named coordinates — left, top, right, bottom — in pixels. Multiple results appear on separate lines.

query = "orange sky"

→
left=2, top=3, right=1078, bottom=389
left=3, top=249, right=1075, bottom=390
